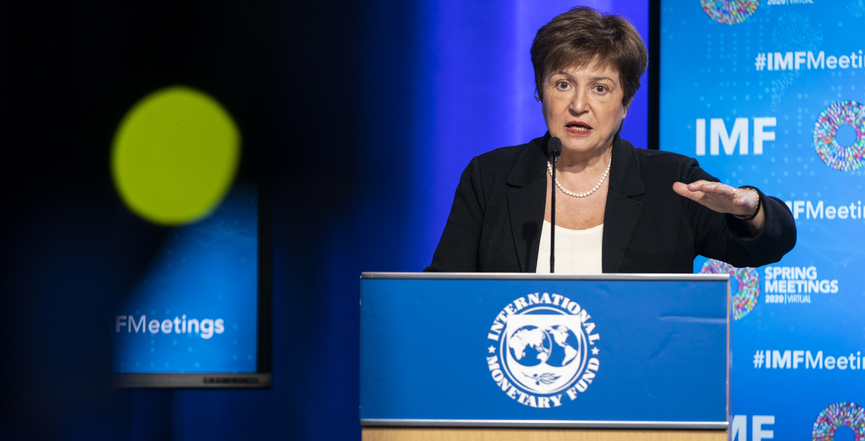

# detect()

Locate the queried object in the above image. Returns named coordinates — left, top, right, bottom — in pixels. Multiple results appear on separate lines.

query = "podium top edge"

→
left=361, top=272, right=730, bottom=281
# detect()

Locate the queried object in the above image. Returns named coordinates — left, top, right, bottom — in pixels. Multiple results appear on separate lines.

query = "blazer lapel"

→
left=506, top=136, right=549, bottom=272
left=602, top=135, right=646, bottom=273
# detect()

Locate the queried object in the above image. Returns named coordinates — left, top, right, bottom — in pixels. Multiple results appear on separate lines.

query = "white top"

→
left=535, top=221, right=603, bottom=274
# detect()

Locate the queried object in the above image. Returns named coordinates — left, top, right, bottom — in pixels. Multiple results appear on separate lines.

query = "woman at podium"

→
left=426, top=7, right=796, bottom=274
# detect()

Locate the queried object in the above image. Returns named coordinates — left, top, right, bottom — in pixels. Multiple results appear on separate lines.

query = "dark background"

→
left=0, top=1, right=380, bottom=439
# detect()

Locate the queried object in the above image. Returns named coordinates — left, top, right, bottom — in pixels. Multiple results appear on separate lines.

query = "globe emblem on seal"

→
left=508, top=325, right=581, bottom=369
left=503, top=313, right=588, bottom=394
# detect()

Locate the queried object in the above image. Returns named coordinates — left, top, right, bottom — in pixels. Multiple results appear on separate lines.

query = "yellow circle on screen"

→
left=111, top=86, right=241, bottom=225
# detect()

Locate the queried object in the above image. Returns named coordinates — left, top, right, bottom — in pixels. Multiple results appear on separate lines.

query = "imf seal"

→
left=485, top=292, right=600, bottom=408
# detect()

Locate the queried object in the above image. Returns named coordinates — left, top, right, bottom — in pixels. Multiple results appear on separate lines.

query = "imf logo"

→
left=700, top=259, right=760, bottom=320
left=701, top=0, right=759, bottom=25
left=485, top=293, right=600, bottom=408
left=813, top=101, right=865, bottom=172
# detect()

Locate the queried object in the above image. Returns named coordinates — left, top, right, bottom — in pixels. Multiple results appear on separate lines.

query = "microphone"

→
left=548, top=137, right=562, bottom=273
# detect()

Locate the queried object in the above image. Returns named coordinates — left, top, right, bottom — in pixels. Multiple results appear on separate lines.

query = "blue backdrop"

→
left=661, top=2, right=865, bottom=440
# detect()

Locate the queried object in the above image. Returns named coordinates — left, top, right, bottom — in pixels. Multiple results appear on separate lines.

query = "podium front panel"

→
left=360, top=273, right=730, bottom=429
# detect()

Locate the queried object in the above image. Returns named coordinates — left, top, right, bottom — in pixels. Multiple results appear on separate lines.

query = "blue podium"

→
left=360, top=273, right=730, bottom=441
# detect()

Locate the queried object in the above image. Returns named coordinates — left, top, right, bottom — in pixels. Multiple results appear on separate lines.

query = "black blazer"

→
left=426, top=134, right=796, bottom=273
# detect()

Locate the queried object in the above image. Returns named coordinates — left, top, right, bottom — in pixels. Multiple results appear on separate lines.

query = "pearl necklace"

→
left=547, top=153, right=612, bottom=198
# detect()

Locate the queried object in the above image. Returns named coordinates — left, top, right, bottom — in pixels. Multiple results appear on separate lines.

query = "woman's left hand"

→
left=673, top=180, right=765, bottom=234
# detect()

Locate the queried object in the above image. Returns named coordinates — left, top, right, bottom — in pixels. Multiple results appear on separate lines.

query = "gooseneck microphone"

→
left=548, top=137, right=562, bottom=273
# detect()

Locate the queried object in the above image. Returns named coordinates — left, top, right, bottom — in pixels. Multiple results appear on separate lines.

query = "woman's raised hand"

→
left=673, top=180, right=765, bottom=234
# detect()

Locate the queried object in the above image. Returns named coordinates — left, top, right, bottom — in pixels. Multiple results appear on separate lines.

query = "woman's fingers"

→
left=673, top=181, right=757, bottom=215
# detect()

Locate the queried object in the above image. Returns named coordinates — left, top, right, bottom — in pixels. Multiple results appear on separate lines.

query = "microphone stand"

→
left=551, top=152, right=557, bottom=273
left=549, top=138, right=562, bottom=273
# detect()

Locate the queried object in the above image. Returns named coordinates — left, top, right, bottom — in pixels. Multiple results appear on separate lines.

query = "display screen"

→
left=111, top=185, right=265, bottom=381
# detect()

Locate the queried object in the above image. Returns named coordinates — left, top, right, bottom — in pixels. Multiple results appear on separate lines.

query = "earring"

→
left=534, top=94, right=541, bottom=103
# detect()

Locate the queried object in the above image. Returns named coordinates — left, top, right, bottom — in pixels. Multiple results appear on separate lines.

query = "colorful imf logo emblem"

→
left=485, top=293, right=600, bottom=408
left=813, top=101, right=865, bottom=171
left=812, top=402, right=865, bottom=440
left=701, top=0, right=759, bottom=25
left=700, top=259, right=760, bottom=320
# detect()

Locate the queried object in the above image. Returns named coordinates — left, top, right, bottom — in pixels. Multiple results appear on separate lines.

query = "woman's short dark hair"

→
left=531, top=7, right=648, bottom=107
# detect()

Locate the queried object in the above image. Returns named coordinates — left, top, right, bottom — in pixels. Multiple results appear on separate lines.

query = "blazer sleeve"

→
left=682, top=158, right=797, bottom=268
left=425, top=157, right=485, bottom=272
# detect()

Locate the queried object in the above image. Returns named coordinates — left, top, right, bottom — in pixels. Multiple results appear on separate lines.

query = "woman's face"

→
left=541, top=61, right=628, bottom=159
